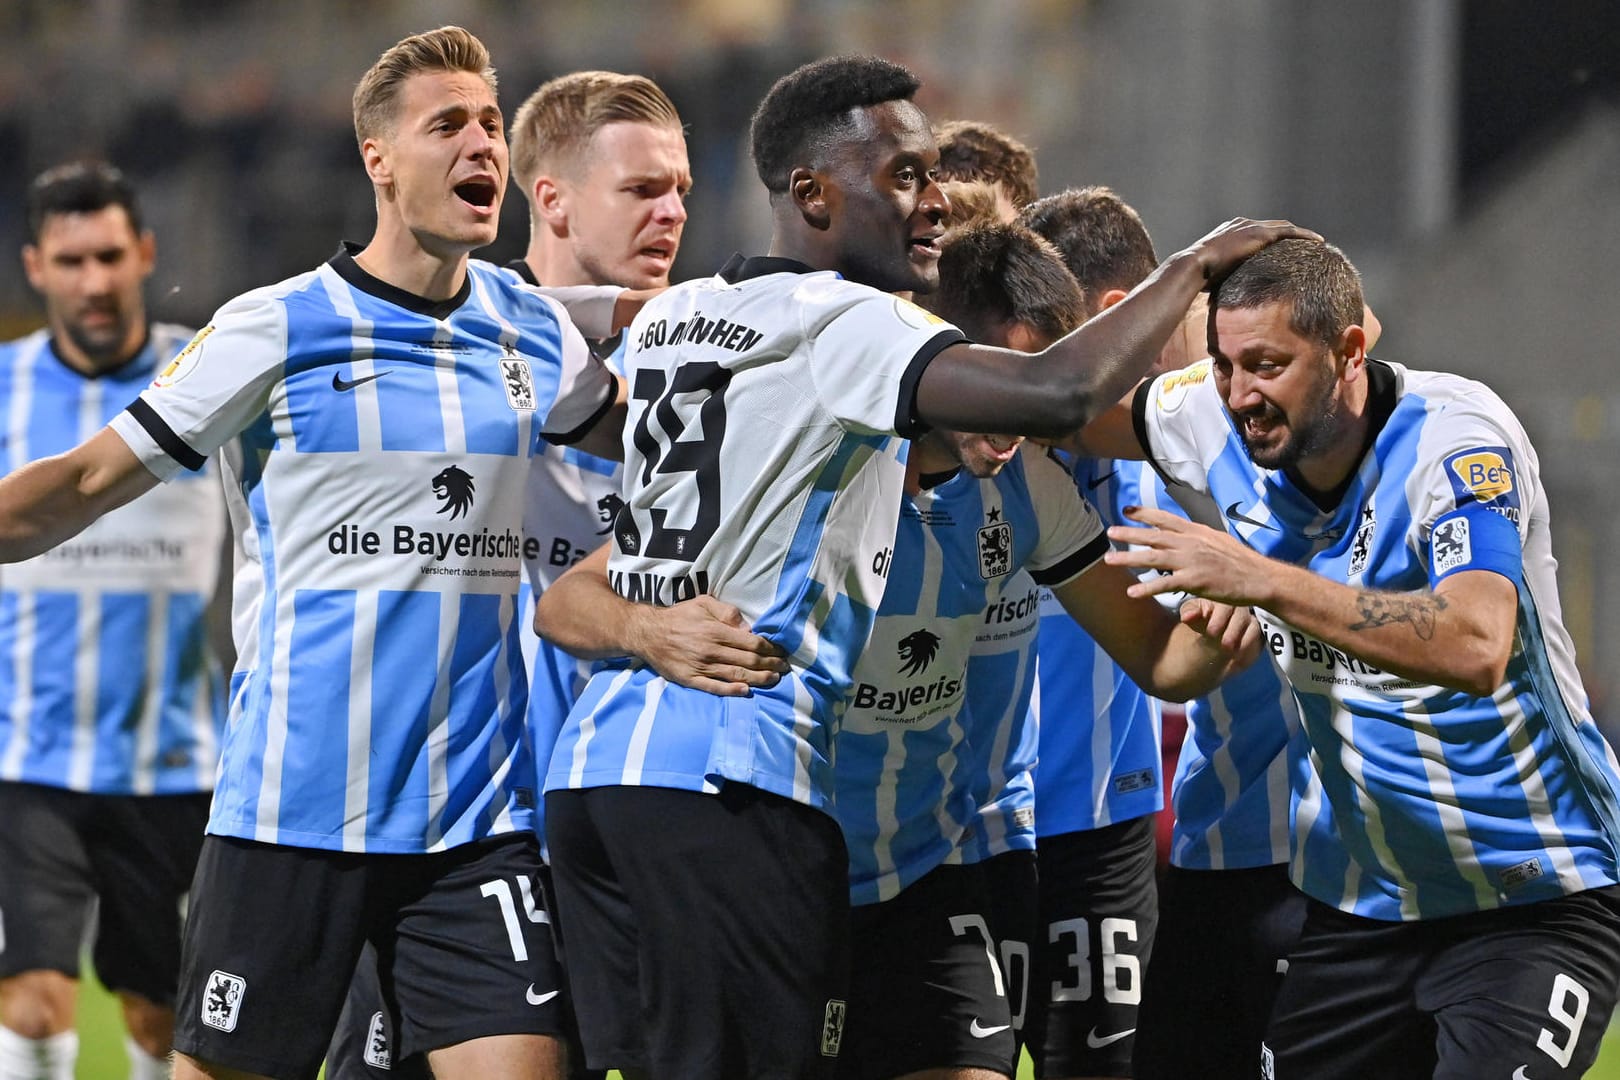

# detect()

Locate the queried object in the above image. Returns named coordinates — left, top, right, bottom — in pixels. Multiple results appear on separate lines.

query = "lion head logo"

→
left=897, top=629, right=941, bottom=677
left=432, top=465, right=476, bottom=520
left=596, top=493, right=628, bottom=535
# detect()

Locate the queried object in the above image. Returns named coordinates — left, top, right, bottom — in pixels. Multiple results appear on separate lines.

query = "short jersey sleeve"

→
left=108, top=290, right=291, bottom=481
left=521, top=283, right=624, bottom=341
left=1131, top=359, right=1229, bottom=494
left=1023, top=448, right=1109, bottom=587
left=1411, top=401, right=1531, bottom=589
left=529, top=291, right=618, bottom=445
left=803, top=283, right=964, bottom=438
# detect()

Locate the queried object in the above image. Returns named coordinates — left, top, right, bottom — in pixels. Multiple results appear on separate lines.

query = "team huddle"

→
left=1, top=23, right=1618, bottom=1080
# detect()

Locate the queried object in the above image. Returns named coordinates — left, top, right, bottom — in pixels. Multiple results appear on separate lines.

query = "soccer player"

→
left=1106, top=238, right=1620, bottom=1078
left=1024, top=186, right=1305, bottom=1080
left=829, top=221, right=1257, bottom=1080
left=325, top=68, right=689, bottom=1080
left=535, top=53, right=1309, bottom=1079
left=934, top=119, right=1039, bottom=221
left=0, top=162, right=226, bottom=1080
left=0, top=27, right=631, bottom=1080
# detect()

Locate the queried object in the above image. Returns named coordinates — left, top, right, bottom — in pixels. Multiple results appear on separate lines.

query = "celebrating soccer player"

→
left=0, top=162, right=228, bottom=1080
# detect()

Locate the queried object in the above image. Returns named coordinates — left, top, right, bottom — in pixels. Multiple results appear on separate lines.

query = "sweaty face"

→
left=555, top=122, right=690, bottom=290
left=1211, top=302, right=1344, bottom=471
left=822, top=99, right=948, bottom=294
left=374, top=70, right=507, bottom=256
left=23, top=206, right=153, bottom=370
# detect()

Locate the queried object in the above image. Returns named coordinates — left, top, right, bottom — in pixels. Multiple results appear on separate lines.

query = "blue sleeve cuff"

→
left=1428, top=504, right=1523, bottom=588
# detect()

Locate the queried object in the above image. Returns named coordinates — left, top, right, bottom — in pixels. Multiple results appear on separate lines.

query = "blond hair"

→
left=352, top=26, right=496, bottom=148
left=510, top=71, right=682, bottom=192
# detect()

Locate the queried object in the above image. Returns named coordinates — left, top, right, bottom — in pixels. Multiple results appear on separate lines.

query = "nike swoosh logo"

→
left=1512, top=1067, right=1534, bottom=1080
left=525, top=984, right=559, bottom=1006
left=1086, top=469, right=1117, bottom=492
left=332, top=370, right=389, bottom=392
left=969, top=1018, right=1010, bottom=1038
left=1224, top=501, right=1279, bottom=532
left=1085, top=1026, right=1135, bottom=1048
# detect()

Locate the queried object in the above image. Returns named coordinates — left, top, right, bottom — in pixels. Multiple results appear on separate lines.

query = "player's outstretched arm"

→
left=535, top=544, right=790, bottom=697
left=1049, top=558, right=1260, bottom=702
left=0, top=427, right=159, bottom=563
left=914, top=219, right=1319, bottom=438
left=1106, top=507, right=1516, bottom=697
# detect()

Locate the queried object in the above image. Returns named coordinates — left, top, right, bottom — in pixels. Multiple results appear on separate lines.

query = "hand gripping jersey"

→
left=547, top=255, right=962, bottom=809
left=1135, top=357, right=1620, bottom=919
left=0, top=325, right=225, bottom=794
left=837, top=449, right=1107, bottom=905
left=107, top=251, right=615, bottom=853
left=1029, top=456, right=1163, bottom=839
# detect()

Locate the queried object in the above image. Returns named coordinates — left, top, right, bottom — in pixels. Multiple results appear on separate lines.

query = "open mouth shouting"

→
left=453, top=176, right=500, bottom=217
left=908, top=229, right=943, bottom=262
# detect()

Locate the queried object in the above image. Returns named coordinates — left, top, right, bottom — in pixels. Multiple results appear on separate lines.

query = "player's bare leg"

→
left=0, top=972, right=76, bottom=1040
left=171, top=1052, right=270, bottom=1080
left=425, top=1032, right=567, bottom=1079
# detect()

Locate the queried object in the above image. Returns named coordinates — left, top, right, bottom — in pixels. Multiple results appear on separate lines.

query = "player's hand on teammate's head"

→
left=1183, top=218, right=1323, bottom=285
left=640, top=595, right=791, bottom=697
left=1178, top=597, right=1262, bottom=669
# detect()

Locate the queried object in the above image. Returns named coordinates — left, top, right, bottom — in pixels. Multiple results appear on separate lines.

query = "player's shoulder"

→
left=0, top=326, right=49, bottom=361
left=149, top=321, right=200, bottom=359
left=211, top=266, right=326, bottom=326
left=1394, top=361, right=1528, bottom=446
left=1144, top=357, right=1219, bottom=416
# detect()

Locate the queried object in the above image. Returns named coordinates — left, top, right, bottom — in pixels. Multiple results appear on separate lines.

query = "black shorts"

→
left=546, top=783, right=850, bottom=1079
left=1133, top=862, right=1307, bottom=1080
left=1263, top=886, right=1620, bottom=1080
left=0, top=781, right=209, bottom=1004
left=324, top=871, right=603, bottom=1080
left=172, top=832, right=563, bottom=1080
left=1030, top=814, right=1158, bottom=1079
left=978, top=850, right=1040, bottom=1059
left=842, top=862, right=1019, bottom=1080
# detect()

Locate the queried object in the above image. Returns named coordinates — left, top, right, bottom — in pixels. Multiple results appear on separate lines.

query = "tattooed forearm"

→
left=1348, top=591, right=1448, bottom=640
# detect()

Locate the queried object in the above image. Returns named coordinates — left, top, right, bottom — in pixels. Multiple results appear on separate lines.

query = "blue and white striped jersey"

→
left=957, top=568, right=1041, bottom=864
left=0, top=325, right=225, bottom=795
left=108, top=250, right=616, bottom=854
left=547, top=256, right=964, bottom=811
left=1136, top=357, right=1620, bottom=919
left=837, top=449, right=1107, bottom=905
left=1030, top=456, right=1163, bottom=838
left=1143, top=472, right=1299, bottom=870
left=517, top=324, right=627, bottom=856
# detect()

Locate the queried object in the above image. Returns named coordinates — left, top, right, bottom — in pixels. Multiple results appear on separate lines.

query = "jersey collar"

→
left=329, top=242, right=471, bottom=320
left=717, top=253, right=822, bottom=283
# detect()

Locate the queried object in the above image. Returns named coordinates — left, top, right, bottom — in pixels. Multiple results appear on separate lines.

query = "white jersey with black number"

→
left=547, top=255, right=964, bottom=810
left=108, top=250, right=615, bottom=854
left=0, top=325, right=226, bottom=795
left=1135, top=357, right=1620, bottom=919
left=837, top=449, right=1106, bottom=905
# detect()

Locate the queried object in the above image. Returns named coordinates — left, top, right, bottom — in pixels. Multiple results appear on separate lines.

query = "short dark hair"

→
left=1210, top=238, right=1363, bottom=347
left=917, top=221, right=1085, bottom=345
left=26, top=161, right=142, bottom=243
left=353, top=26, right=495, bottom=148
left=750, top=55, right=921, bottom=193
left=1020, top=186, right=1157, bottom=304
left=934, top=120, right=1038, bottom=209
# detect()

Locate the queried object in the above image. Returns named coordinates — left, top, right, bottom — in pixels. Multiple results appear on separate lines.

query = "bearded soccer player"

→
left=1103, top=239, right=1620, bottom=1079
left=0, top=163, right=227, bottom=1080
left=0, top=27, right=636, bottom=1080
left=534, top=53, right=1309, bottom=1079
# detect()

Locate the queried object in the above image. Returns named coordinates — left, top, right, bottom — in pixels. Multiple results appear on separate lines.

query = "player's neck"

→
left=1293, top=380, right=1372, bottom=496
left=353, top=221, right=470, bottom=302
left=523, top=240, right=595, bottom=289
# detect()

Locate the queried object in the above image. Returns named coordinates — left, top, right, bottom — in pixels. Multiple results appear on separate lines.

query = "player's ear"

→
left=790, top=168, right=830, bottom=230
left=361, top=136, right=392, bottom=191
left=136, top=229, right=157, bottom=279
left=533, top=174, right=568, bottom=233
left=21, top=244, right=43, bottom=291
left=1337, top=324, right=1367, bottom=381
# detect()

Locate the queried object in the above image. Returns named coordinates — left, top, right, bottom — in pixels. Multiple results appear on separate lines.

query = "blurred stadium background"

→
left=2, top=0, right=1618, bottom=1074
